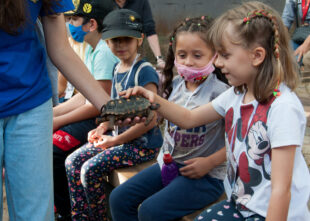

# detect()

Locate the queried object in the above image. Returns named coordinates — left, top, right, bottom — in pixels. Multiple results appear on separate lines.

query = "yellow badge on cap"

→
left=129, top=15, right=135, bottom=22
left=83, top=3, right=92, bottom=13
left=72, top=0, right=80, bottom=11
left=30, top=0, right=39, bottom=3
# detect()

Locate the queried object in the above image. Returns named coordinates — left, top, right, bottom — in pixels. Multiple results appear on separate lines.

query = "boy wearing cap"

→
left=64, top=9, right=163, bottom=220
left=114, top=0, right=165, bottom=70
left=52, top=0, right=118, bottom=220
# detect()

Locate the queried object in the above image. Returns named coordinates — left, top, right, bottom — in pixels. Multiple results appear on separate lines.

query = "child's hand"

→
left=117, top=86, right=156, bottom=126
left=179, top=157, right=212, bottom=179
left=119, top=86, right=156, bottom=103
left=93, top=135, right=116, bottom=149
left=88, top=122, right=109, bottom=143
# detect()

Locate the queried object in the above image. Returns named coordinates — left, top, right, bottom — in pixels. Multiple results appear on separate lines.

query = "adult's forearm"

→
left=42, top=14, right=110, bottom=111
left=147, top=34, right=162, bottom=57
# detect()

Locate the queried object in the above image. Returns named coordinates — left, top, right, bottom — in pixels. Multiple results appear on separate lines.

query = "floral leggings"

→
left=194, top=199, right=265, bottom=221
left=65, top=143, right=158, bottom=221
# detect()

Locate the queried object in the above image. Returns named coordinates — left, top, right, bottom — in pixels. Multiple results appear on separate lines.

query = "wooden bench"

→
left=106, top=159, right=156, bottom=187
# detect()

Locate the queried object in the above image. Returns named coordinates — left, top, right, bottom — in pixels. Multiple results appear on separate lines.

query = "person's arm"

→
left=97, top=80, right=112, bottom=97
left=53, top=102, right=100, bottom=131
left=121, top=86, right=223, bottom=129
left=147, top=34, right=165, bottom=69
left=179, top=147, right=226, bottom=179
left=53, top=93, right=85, bottom=117
left=147, top=34, right=162, bottom=58
left=93, top=83, right=159, bottom=148
left=266, top=145, right=296, bottom=221
left=294, top=34, right=310, bottom=61
left=141, top=0, right=164, bottom=66
left=41, top=13, right=110, bottom=110
left=58, top=72, right=67, bottom=98
left=282, top=0, right=295, bottom=29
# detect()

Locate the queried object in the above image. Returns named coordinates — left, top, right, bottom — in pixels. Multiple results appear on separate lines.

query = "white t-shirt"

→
left=212, top=84, right=310, bottom=220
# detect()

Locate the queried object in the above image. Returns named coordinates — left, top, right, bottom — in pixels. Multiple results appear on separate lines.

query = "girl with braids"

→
left=0, top=0, right=116, bottom=220
left=122, top=1, right=310, bottom=221
left=109, top=16, right=229, bottom=221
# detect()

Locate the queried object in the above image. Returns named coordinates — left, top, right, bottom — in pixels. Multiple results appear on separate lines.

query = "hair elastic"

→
left=243, top=9, right=280, bottom=59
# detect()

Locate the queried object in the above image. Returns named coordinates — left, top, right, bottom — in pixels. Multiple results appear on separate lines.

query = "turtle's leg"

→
left=150, top=103, right=160, bottom=110
left=144, top=109, right=155, bottom=127
left=108, top=116, right=115, bottom=130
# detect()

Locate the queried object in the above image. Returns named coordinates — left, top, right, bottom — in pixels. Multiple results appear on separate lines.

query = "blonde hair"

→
left=209, top=1, right=299, bottom=103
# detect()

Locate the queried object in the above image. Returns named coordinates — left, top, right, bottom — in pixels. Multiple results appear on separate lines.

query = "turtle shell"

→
left=99, top=96, right=153, bottom=123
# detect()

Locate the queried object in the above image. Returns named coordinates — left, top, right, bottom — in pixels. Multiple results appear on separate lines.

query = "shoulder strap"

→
left=134, top=61, right=154, bottom=86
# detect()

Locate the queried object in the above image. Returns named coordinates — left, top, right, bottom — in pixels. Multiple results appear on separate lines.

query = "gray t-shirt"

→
left=163, top=74, right=229, bottom=180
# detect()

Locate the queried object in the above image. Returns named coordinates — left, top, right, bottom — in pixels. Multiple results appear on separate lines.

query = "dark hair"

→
left=0, top=0, right=57, bottom=35
left=82, top=16, right=104, bottom=33
left=161, top=16, right=227, bottom=99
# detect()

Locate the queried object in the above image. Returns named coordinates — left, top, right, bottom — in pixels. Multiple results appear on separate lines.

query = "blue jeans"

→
left=109, top=163, right=224, bottom=221
left=0, top=99, right=53, bottom=221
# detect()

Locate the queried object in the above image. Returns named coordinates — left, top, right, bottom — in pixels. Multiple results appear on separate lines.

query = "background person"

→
left=113, top=0, right=165, bottom=70
left=282, top=0, right=310, bottom=63
left=65, top=9, right=163, bottom=220
left=0, top=0, right=112, bottom=220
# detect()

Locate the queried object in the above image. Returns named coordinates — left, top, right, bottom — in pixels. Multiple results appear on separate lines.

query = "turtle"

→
left=96, top=95, right=160, bottom=128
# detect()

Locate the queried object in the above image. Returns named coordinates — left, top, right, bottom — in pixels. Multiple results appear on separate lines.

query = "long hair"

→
left=0, top=0, right=56, bottom=35
left=161, top=16, right=227, bottom=99
left=209, top=1, right=299, bottom=103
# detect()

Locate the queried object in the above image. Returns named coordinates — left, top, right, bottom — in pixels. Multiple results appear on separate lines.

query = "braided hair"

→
left=161, top=16, right=228, bottom=99
left=210, top=1, right=299, bottom=103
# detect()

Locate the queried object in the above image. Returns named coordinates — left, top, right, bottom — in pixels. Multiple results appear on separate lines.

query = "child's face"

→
left=67, top=15, right=84, bottom=27
left=175, top=32, right=214, bottom=69
left=214, top=23, right=257, bottom=87
left=106, top=37, right=143, bottom=63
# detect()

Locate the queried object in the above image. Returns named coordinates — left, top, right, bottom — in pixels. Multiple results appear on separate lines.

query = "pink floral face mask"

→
left=174, top=54, right=216, bottom=83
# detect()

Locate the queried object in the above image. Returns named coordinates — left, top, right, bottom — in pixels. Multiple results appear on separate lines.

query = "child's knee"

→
left=109, top=187, right=125, bottom=210
left=64, top=153, right=74, bottom=171
left=138, top=201, right=158, bottom=221
left=80, top=162, right=92, bottom=187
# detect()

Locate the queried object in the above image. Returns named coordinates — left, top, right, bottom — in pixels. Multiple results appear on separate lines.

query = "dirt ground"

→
left=1, top=83, right=310, bottom=221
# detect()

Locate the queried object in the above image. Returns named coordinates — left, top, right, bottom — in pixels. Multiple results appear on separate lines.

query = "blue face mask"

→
left=68, top=24, right=88, bottom=43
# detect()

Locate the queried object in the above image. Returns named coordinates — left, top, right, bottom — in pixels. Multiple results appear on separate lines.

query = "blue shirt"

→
left=282, top=0, right=310, bottom=28
left=112, top=59, right=163, bottom=149
left=84, top=39, right=119, bottom=80
left=0, top=0, right=73, bottom=118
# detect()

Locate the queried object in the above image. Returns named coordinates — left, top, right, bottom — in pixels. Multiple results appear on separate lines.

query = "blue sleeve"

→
left=40, top=0, right=74, bottom=16
left=282, top=0, right=295, bottom=29
left=138, top=66, right=159, bottom=87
